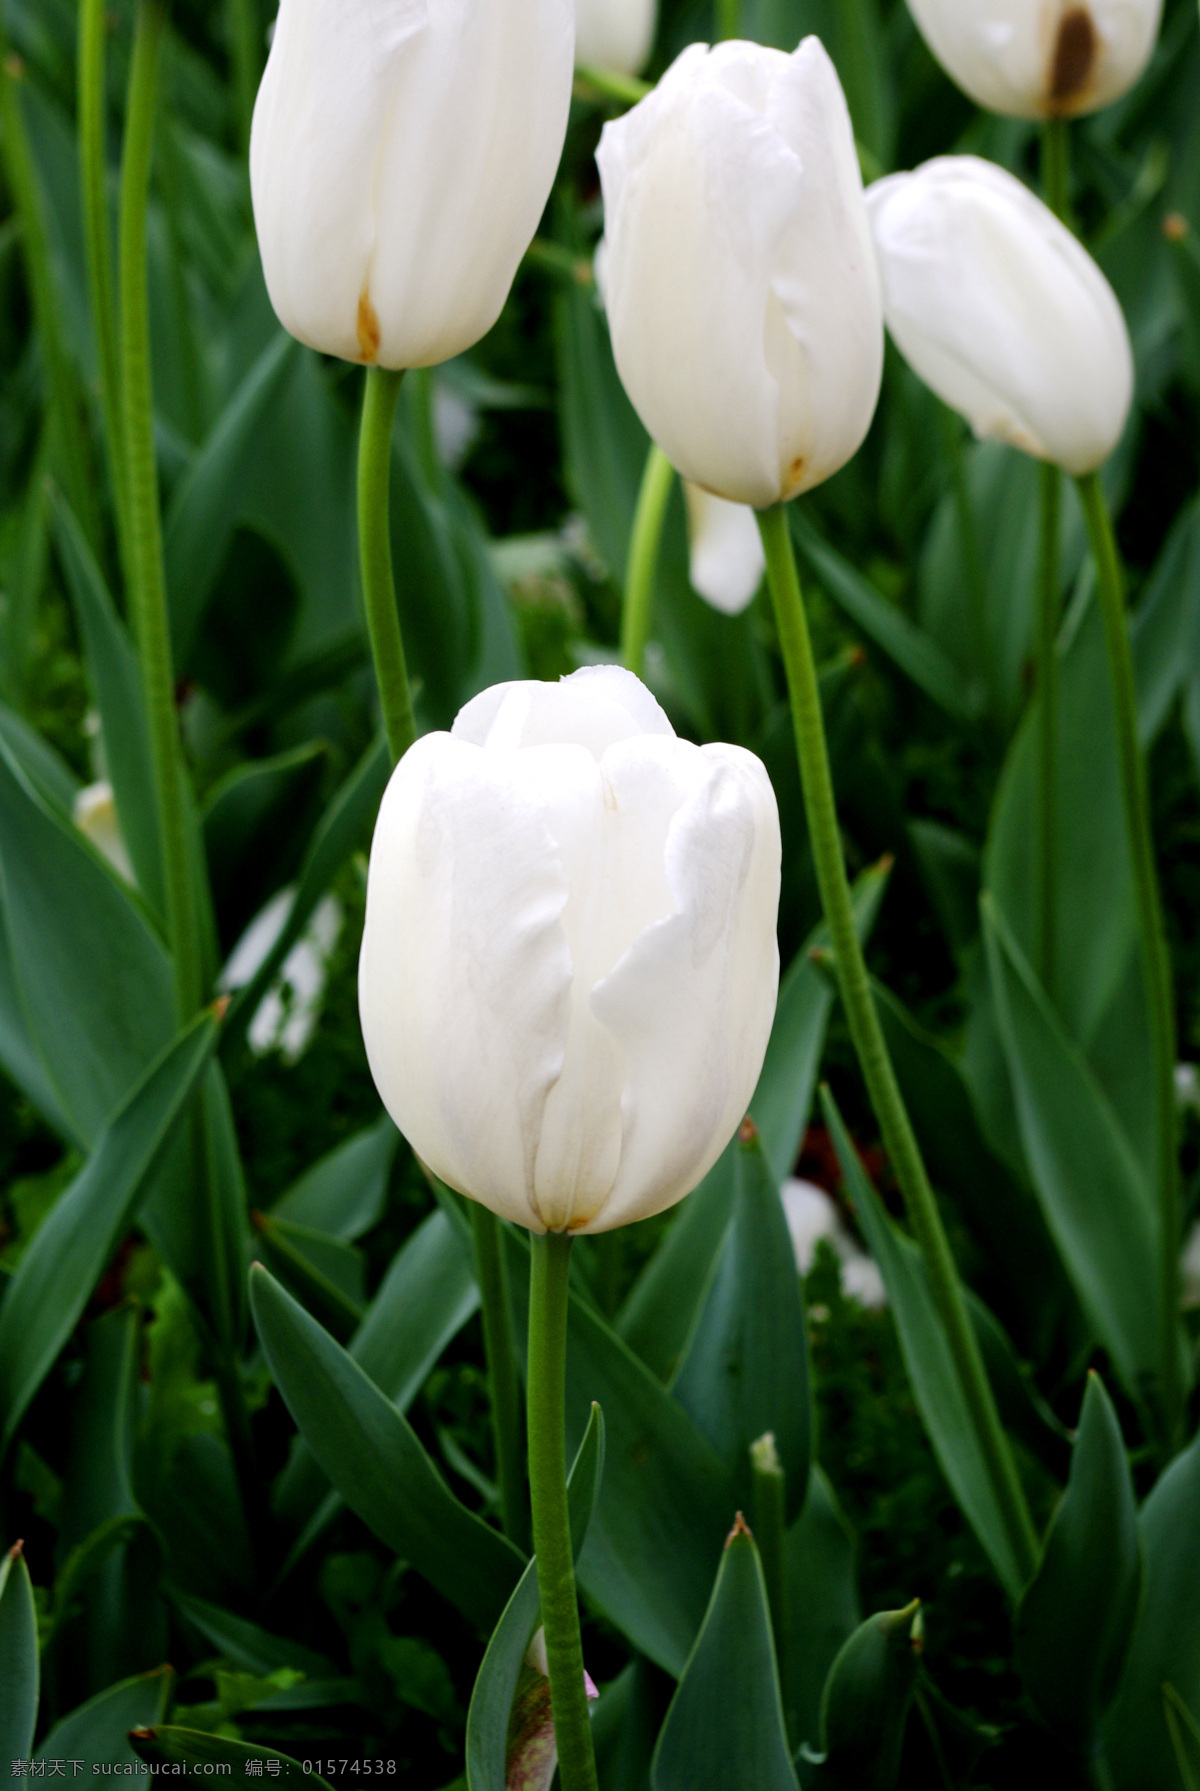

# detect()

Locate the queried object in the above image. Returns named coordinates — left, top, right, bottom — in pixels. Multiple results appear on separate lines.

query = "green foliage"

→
left=1, top=0, right=1200, bottom=1782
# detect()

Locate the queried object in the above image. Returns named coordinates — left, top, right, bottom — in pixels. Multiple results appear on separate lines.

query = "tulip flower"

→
left=250, top=0, right=575, bottom=369
left=595, top=37, right=883, bottom=510
left=575, top=0, right=656, bottom=77
left=866, top=157, right=1133, bottom=476
left=359, top=665, right=781, bottom=1235
left=685, top=484, right=766, bottom=615
left=906, top=0, right=1161, bottom=120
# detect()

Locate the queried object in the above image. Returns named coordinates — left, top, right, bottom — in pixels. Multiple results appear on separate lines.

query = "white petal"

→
left=867, top=156, right=1133, bottom=475
left=685, top=484, right=765, bottom=614
left=907, top=0, right=1162, bottom=121
left=453, top=665, right=675, bottom=758
left=574, top=0, right=656, bottom=76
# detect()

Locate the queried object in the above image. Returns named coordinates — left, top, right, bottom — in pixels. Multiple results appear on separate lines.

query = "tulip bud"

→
left=866, top=156, right=1133, bottom=476
left=575, top=0, right=657, bottom=77
left=250, top=0, right=575, bottom=370
left=905, top=0, right=1161, bottom=121
left=359, top=666, right=781, bottom=1235
left=684, top=484, right=766, bottom=616
left=595, top=38, right=884, bottom=510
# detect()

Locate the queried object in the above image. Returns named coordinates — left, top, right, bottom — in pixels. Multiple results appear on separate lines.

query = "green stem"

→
left=1, top=49, right=98, bottom=545
left=620, top=443, right=673, bottom=677
left=573, top=64, right=649, bottom=108
left=470, top=1202, right=528, bottom=1553
left=1042, top=118, right=1070, bottom=223
left=120, top=0, right=202, bottom=1023
left=757, top=504, right=1040, bottom=1586
left=358, top=367, right=418, bottom=765
left=944, top=409, right=991, bottom=711
left=715, top=0, right=739, bottom=41
left=78, top=0, right=130, bottom=571
left=750, top=1434, right=792, bottom=1750
left=1035, top=461, right=1061, bottom=996
left=227, top=0, right=260, bottom=156
left=1076, top=473, right=1182, bottom=1445
left=528, top=1233, right=598, bottom=1791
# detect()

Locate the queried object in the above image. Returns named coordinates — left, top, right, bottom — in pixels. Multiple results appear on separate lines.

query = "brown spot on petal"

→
left=357, top=291, right=381, bottom=364
left=781, top=454, right=807, bottom=499
left=1049, top=7, right=1097, bottom=108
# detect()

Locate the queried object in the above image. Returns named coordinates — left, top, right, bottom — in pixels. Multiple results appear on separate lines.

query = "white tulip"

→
left=575, top=0, right=656, bottom=77
left=866, top=156, right=1133, bottom=476
left=359, top=666, right=781, bottom=1235
left=595, top=38, right=884, bottom=510
left=73, top=782, right=134, bottom=884
left=906, top=0, right=1161, bottom=121
left=250, top=0, right=574, bottom=370
left=684, top=485, right=766, bottom=616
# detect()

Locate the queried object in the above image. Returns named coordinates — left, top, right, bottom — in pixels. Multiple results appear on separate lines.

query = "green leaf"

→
left=785, top=1466, right=860, bottom=1759
left=168, top=1589, right=336, bottom=1678
left=617, top=861, right=889, bottom=1382
left=508, top=1235, right=737, bottom=1678
left=164, top=331, right=297, bottom=660
left=226, top=732, right=390, bottom=1039
left=35, top=1666, right=172, bottom=1765
left=554, top=272, right=647, bottom=583
left=0, top=734, right=173, bottom=1146
left=651, top=1519, right=798, bottom=1791
left=1164, top=1686, right=1200, bottom=1791
left=820, top=1086, right=1028, bottom=1600
left=273, top=1206, right=480, bottom=1557
left=271, top=1114, right=397, bottom=1240
left=0, top=1007, right=221, bottom=1454
left=203, top=740, right=327, bottom=947
left=251, top=1209, right=365, bottom=1341
left=1132, top=492, right=1200, bottom=746
left=982, top=896, right=1165, bottom=1406
left=875, top=979, right=1084, bottom=1369
left=673, top=1127, right=810, bottom=1524
left=0, top=1543, right=38, bottom=1759
left=128, top=1727, right=334, bottom=1788
left=249, top=1263, right=525, bottom=1630
left=0, top=698, right=78, bottom=817
left=1105, top=1425, right=1200, bottom=1790
left=792, top=510, right=980, bottom=721
left=1015, top=1373, right=1141, bottom=1755
left=50, top=487, right=164, bottom=916
left=819, top=1601, right=923, bottom=1791
left=593, top=1659, right=659, bottom=1791
left=465, top=1403, right=605, bottom=1791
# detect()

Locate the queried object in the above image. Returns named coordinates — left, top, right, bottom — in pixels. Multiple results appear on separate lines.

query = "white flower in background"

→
left=506, top=1627, right=599, bottom=1791
left=221, top=887, right=344, bottom=1064
left=1181, top=1220, right=1200, bottom=1310
left=596, top=37, right=883, bottom=509
left=782, top=1177, right=887, bottom=1308
left=73, top=781, right=134, bottom=884
left=1175, top=1061, right=1200, bottom=1119
left=866, top=156, right=1133, bottom=476
left=906, top=0, right=1162, bottom=120
left=250, top=0, right=574, bottom=368
left=684, top=484, right=766, bottom=615
left=359, top=666, right=781, bottom=1235
left=575, top=0, right=656, bottom=76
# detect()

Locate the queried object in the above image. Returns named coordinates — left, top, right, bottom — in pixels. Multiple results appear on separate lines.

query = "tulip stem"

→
left=227, top=0, right=260, bottom=156
left=79, top=0, right=130, bottom=575
left=1076, top=472, right=1182, bottom=1446
left=120, top=0, right=202, bottom=1022
left=715, top=0, right=740, bottom=42
left=470, top=1202, right=528, bottom=1552
left=1042, top=118, right=1070, bottom=224
left=1035, top=461, right=1061, bottom=996
left=358, top=367, right=418, bottom=765
left=527, top=1232, right=598, bottom=1791
left=621, top=443, right=674, bottom=678
left=757, top=502, right=1040, bottom=1589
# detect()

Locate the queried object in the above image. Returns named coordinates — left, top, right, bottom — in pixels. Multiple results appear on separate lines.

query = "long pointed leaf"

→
left=0, top=1007, right=221, bottom=1454
left=249, top=1263, right=525, bottom=1631
left=0, top=1543, right=39, bottom=1759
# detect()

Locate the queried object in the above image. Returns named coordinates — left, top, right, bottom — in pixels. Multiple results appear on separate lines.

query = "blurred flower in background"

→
left=575, top=0, right=657, bottom=77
